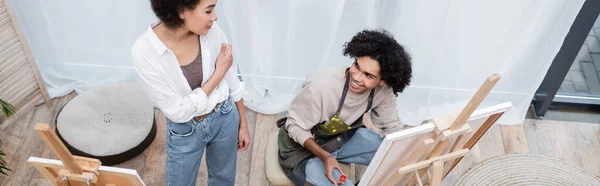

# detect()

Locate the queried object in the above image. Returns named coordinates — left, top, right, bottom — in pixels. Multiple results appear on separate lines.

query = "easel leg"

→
left=427, top=170, right=432, bottom=182
left=430, top=161, right=444, bottom=186
left=413, top=171, right=423, bottom=186
left=30, top=162, right=58, bottom=184
left=391, top=139, right=435, bottom=186
left=409, top=139, right=450, bottom=185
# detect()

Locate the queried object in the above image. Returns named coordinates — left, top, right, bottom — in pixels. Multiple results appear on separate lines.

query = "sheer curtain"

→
left=13, top=0, right=584, bottom=125
left=11, top=0, right=155, bottom=97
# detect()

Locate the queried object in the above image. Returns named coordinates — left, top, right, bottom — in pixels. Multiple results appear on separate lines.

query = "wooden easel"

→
left=28, top=123, right=144, bottom=186
left=383, top=74, right=501, bottom=186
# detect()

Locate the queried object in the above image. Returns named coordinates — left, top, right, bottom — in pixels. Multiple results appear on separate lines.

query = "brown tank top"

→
left=181, top=42, right=203, bottom=90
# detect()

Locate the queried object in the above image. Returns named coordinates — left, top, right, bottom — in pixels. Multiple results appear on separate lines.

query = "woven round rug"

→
left=55, top=82, right=155, bottom=165
left=456, top=154, right=600, bottom=186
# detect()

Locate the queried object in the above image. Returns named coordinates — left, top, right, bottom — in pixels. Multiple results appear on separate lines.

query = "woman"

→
left=131, top=0, right=250, bottom=185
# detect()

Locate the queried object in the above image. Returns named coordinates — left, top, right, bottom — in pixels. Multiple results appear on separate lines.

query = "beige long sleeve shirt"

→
left=285, top=66, right=405, bottom=146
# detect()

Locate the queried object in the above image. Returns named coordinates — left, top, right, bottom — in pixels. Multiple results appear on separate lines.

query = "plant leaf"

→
left=0, top=164, right=10, bottom=176
left=0, top=99, right=16, bottom=118
left=0, top=150, right=7, bottom=168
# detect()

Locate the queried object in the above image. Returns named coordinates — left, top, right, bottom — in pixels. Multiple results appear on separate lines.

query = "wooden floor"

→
left=1, top=94, right=600, bottom=186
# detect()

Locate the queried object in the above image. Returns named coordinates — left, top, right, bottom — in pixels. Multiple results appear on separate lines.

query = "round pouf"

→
left=56, top=82, right=156, bottom=166
left=456, top=154, right=600, bottom=185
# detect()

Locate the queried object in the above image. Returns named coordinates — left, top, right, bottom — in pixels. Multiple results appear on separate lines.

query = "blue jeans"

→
left=166, top=97, right=240, bottom=186
left=305, top=128, right=383, bottom=186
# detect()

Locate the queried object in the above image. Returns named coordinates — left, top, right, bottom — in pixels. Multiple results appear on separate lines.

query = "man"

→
left=277, top=29, right=413, bottom=186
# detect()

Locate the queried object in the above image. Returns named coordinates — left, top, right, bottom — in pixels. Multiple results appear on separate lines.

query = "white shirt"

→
left=131, top=21, right=244, bottom=123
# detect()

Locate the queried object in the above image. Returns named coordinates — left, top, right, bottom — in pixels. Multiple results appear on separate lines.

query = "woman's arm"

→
left=236, top=99, right=248, bottom=129
left=236, top=99, right=250, bottom=151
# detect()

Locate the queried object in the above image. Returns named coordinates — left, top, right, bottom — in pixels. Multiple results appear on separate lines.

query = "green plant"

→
left=0, top=150, right=9, bottom=176
left=0, top=99, right=15, bottom=176
left=0, top=99, right=16, bottom=118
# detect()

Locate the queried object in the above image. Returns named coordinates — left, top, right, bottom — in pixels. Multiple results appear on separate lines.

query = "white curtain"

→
left=13, top=0, right=584, bottom=125
left=11, top=0, right=155, bottom=97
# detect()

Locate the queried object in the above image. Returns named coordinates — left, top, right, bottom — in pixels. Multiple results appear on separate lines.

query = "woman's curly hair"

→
left=151, top=0, right=201, bottom=29
left=343, top=29, right=412, bottom=96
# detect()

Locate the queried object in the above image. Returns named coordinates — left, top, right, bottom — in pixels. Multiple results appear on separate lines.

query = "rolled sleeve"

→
left=188, top=88, right=210, bottom=111
left=286, top=119, right=315, bottom=146
left=229, top=82, right=245, bottom=102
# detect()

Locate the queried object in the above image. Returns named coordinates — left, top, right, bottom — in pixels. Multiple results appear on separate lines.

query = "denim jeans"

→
left=165, top=97, right=240, bottom=186
left=305, top=128, right=383, bottom=186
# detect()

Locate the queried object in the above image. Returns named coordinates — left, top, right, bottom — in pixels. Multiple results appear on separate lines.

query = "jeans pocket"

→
left=218, top=97, right=234, bottom=114
left=169, top=123, right=195, bottom=137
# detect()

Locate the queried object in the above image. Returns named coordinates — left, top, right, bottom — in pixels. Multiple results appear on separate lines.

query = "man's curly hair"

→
left=343, top=29, right=412, bottom=96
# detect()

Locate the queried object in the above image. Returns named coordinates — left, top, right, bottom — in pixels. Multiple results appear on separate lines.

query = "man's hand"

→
left=324, top=156, right=346, bottom=185
left=303, top=138, right=347, bottom=185
left=238, top=123, right=250, bottom=152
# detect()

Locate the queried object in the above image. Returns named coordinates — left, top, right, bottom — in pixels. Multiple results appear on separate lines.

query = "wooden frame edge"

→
left=3, top=0, right=52, bottom=104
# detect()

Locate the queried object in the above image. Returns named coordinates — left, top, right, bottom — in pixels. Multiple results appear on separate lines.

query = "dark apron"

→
left=277, top=74, right=374, bottom=185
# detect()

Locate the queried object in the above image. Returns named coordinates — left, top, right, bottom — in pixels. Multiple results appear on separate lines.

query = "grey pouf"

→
left=56, top=82, right=156, bottom=165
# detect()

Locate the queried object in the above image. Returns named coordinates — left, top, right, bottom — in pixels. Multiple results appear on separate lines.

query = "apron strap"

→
left=335, top=75, right=351, bottom=117
left=365, top=89, right=375, bottom=113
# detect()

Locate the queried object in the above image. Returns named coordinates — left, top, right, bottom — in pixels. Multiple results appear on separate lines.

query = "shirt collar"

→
left=147, top=21, right=168, bottom=56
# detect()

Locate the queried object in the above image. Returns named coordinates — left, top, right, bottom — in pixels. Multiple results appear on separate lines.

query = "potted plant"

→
left=0, top=99, right=15, bottom=176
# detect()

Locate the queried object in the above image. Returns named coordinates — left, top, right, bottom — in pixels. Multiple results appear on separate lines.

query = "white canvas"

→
left=27, top=157, right=146, bottom=186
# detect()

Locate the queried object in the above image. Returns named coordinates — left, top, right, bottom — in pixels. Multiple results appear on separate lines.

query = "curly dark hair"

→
left=343, top=29, right=412, bottom=96
left=150, top=0, right=201, bottom=29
